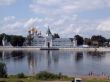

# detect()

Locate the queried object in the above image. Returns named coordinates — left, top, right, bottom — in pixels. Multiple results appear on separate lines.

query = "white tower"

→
left=2, top=36, right=7, bottom=46
left=44, top=27, right=53, bottom=47
left=73, top=38, right=77, bottom=47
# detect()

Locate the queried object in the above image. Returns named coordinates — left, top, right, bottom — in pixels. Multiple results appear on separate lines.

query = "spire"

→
left=46, top=26, right=52, bottom=36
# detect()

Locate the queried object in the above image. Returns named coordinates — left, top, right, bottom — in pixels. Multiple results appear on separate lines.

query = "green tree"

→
left=0, top=33, right=25, bottom=46
left=75, top=35, right=84, bottom=46
left=10, top=35, right=25, bottom=46
left=0, top=35, right=3, bottom=46
left=53, top=33, right=60, bottom=38
left=36, top=71, right=59, bottom=80
left=0, top=33, right=7, bottom=46
left=84, top=38, right=92, bottom=46
left=91, top=35, right=106, bottom=46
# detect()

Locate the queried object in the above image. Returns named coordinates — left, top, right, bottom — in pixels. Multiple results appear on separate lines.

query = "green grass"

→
left=35, top=71, right=73, bottom=81
left=85, top=80, right=110, bottom=82
left=0, top=78, right=110, bottom=82
left=0, top=71, right=110, bottom=82
left=0, top=78, right=40, bottom=82
left=0, top=75, right=72, bottom=82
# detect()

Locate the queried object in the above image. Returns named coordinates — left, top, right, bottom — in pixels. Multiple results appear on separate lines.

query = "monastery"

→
left=25, top=27, right=77, bottom=48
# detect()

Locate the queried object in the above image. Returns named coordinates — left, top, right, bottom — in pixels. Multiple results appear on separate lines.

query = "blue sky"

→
left=0, top=0, right=110, bottom=38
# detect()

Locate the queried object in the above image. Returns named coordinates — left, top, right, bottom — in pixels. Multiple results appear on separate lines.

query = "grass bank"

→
left=0, top=71, right=110, bottom=82
left=0, top=78, right=110, bottom=82
left=84, top=80, right=110, bottom=82
left=0, top=71, right=72, bottom=82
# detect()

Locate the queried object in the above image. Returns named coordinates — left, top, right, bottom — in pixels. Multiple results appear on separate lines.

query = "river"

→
left=0, top=50, right=110, bottom=76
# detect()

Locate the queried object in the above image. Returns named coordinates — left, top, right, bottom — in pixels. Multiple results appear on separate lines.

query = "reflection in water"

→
left=0, top=51, right=25, bottom=62
left=0, top=52, right=2, bottom=60
left=52, top=51, right=59, bottom=66
left=46, top=50, right=52, bottom=69
left=0, top=50, right=110, bottom=76
left=11, top=51, right=24, bottom=61
left=87, top=51, right=105, bottom=60
left=75, top=52, right=83, bottom=62
left=27, top=52, right=36, bottom=75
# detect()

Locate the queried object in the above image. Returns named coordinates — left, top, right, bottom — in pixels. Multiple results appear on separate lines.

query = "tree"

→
left=10, top=35, right=25, bottom=46
left=84, top=38, right=92, bottom=46
left=91, top=35, right=106, bottom=46
left=53, top=33, right=60, bottom=38
left=0, top=35, right=3, bottom=46
left=0, top=33, right=7, bottom=46
left=0, top=62, right=7, bottom=78
left=75, top=35, right=84, bottom=46
left=0, top=33, right=25, bottom=46
left=69, top=38, right=74, bottom=42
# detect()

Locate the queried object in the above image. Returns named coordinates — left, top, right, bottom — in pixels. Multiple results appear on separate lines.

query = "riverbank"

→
left=0, top=69, right=110, bottom=82
left=59, top=47, right=110, bottom=52
left=0, top=46, right=110, bottom=52
left=0, top=76, right=110, bottom=82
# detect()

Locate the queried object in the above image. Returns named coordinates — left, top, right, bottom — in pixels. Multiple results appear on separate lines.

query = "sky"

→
left=0, top=0, right=110, bottom=38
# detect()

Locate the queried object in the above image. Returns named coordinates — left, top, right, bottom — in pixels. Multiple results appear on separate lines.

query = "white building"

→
left=2, top=36, right=12, bottom=47
left=25, top=27, right=77, bottom=48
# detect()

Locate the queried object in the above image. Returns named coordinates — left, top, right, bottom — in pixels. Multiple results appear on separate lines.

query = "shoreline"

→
left=0, top=46, right=110, bottom=51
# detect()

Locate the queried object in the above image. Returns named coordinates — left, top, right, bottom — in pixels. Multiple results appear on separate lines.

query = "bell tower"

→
left=44, top=27, right=53, bottom=47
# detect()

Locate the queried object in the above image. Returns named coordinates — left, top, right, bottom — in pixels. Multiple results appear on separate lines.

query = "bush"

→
left=16, top=73, right=25, bottom=78
left=0, top=81, right=6, bottom=82
left=16, top=80, right=24, bottom=82
left=36, top=71, right=59, bottom=80
left=0, top=62, right=7, bottom=78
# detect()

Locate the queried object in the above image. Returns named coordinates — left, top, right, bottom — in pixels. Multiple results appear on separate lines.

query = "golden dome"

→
left=28, top=27, right=38, bottom=34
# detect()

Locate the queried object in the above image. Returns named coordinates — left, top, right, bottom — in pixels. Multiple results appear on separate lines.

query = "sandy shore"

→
left=59, top=47, right=110, bottom=52
left=0, top=47, right=40, bottom=51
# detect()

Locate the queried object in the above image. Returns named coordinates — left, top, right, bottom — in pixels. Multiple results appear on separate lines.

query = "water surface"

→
left=0, top=50, right=110, bottom=76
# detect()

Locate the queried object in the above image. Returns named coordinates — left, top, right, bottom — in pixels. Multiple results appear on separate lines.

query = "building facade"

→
left=25, top=27, right=77, bottom=48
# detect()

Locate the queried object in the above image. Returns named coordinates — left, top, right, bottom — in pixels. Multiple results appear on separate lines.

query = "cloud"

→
left=24, top=18, right=38, bottom=28
left=0, top=17, right=45, bottom=36
left=1, top=23, right=23, bottom=35
left=0, top=16, right=79, bottom=37
left=0, top=0, right=16, bottom=6
left=1, top=0, right=110, bottom=38
left=97, top=19, right=110, bottom=31
left=28, top=0, right=110, bottom=38
left=1, top=16, right=110, bottom=38
left=3, top=16, right=15, bottom=22
left=30, top=0, right=110, bottom=16
left=0, top=16, right=25, bottom=35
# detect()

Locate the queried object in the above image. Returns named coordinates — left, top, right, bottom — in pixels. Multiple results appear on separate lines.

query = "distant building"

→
left=92, top=41, right=99, bottom=46
left=25, top=27, right=77, bottom=48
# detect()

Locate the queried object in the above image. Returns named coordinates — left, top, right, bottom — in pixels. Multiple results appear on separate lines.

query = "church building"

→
left=25, top=27, right=77, bottom=48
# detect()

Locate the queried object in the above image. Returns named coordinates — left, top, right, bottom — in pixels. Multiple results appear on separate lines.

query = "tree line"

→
left=0, top=33, right=25, bottom=46
left=75, top=35, right=109, bottom=47
left=0, top=33, right=109, bottom=47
